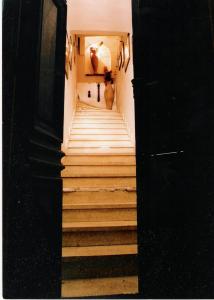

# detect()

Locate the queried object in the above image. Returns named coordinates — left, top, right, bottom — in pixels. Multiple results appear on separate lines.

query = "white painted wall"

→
left=116, top=33, right=135, bottom=144
left=77, top=82, right=117, bottom=111
left=77, top=82, right=106, bottom=108
left=62, top=10, right=77, bottom=151
left=63, top=61, right=77, bottom=151
left=68, top=0, right=132, bottom=34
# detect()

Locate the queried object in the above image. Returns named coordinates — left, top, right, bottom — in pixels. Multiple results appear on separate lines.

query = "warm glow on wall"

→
left=85, top=37, right=112, bottom=75
left=124, top=45, right=129, bottom=58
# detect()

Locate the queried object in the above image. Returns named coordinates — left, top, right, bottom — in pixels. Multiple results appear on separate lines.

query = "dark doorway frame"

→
left=132, top=0, right=214, bottom=298
left=3, top=0, right=66, bottom=298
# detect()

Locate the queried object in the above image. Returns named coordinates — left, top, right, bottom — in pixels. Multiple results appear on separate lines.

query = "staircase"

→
left=61, top=105, right=138, bottom=298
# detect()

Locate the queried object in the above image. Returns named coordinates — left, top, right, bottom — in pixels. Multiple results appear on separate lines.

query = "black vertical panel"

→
left=132, top=0, right=214, bottom=298
left=3, top=0, right=22, bottom=296
left=3, top=0, right=67, bottom=298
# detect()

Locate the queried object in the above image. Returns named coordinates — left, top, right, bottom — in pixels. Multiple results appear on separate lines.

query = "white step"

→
left=62, top=155, right=136, bottom=166
left=75, top=111, right=121, bottom=116
left=73, top=119, right=124, bottom=124
left=65, top=147, right=135, bottom=155
left=62, top=220, right=137, bottom=232
left=62, top=244, right=137, bottom=258
left=70, top=128, right=128, bottom=135
left=63, top=177, right=136, bottom=189
left=62, top=276, right=139, bottom=298
left=72, top=123, right=126, bottom=129
left=63, top=191, right=136, bottom=209
left=68, top=140, right=133, bottom=148
left=61, top=165, right=136, bottom=177
left=74, top=115, right=122, bottom=120
left=69, top=134, right=129, bottom=141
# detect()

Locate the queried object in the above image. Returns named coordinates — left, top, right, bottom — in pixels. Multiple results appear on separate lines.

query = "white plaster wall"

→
left=62, top=10, right=77, bottom=151
left=77, top=82, right=106, bottom=107
left=116, top=34, right=135, bottom=144
left=77, top=82, right=117, bottom=111
left=63, top=61, right=77, bottom=151
left=68, top=0, right=132, bottom=34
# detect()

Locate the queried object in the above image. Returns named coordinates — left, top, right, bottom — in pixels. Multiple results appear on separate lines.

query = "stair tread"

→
left=75, top=111, right=121, bottom=114
left=73, top=120, right=124, bottom=124
left=75, top=114, right=122, bottom=117
left=63, top=231, right=137, bottom=247
left=71, top=129, right=128, bottom=135
left=62, top=244, right=137, bottom=257
left=63, top=208, right=136, bottom=222
left=63, top=220, right=137, bottom=231
left=63, top=202, right=136, bottom=209
left=68, top=141, right=133, bottom=148
left=63, top=189, right=136, bottom=200
left=63, top=177, right=136, bottom=190
left=61, top=276, right=138, bottom=298
left=62, top=165, right=136, bottom=177
left=66, top=148, right=135, bottom=155
left=74, top=116, right=122, bottom=120
left=63, top=191, right=136, bottom=209
left=63, top=187, right=136, bottom=192
left=72, top=124, right=127, bottom=129
left=62, top=155, right=136, bottom=166
left=69, top=134, right=129, bottom=141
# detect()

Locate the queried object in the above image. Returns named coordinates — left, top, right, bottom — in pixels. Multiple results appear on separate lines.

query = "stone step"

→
left=63, top=187, right=136, bottom=192
left=62, top=108, right=138, bottom=297
left=63, top=207, right=136, bottom=222
left=76, top=107, right=117, bottom=112
left=75, top=111, right=121, bottom=116
left=62, top=252, right=137, bottom=280
left=73, top=119, right=125, bottom=124
left=62, top=220, right=137, bottom=232
left=72, top=123, right=126, bottom=129
left=69, top=134, right=129, bottom=141
left=74, top=115, right=122, bottom=120
left=75, top=114, right=122, bottom=118
left=61, top=276, right=139, bottom=298
left=70, top=128, right=128, bottom=135
left=68, top=140, right=133, bottom=148
left=62, top=155, right=136, bottom=166
left=63, top=177, right=136, bottom=189
left=61, top=165, right=136, bottom=177
left=63, top=230, right=137, bottom=247
left=62, top=244, right=137, bottom=258
left=65, top=147, right=135, bottom=155
left=63, top=191, right=136, bottom=208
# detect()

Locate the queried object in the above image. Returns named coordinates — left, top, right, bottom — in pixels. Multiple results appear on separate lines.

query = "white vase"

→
left=104, top=82, right=114, bottom=110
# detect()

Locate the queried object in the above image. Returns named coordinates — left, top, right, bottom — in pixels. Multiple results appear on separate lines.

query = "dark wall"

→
left=132, top=0, right=214, bottom=298
left=3, top=0, right=66, bottom=298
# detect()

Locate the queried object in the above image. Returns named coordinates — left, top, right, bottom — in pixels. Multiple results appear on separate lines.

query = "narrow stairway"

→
left=61, top=105, right=138, bottom=298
